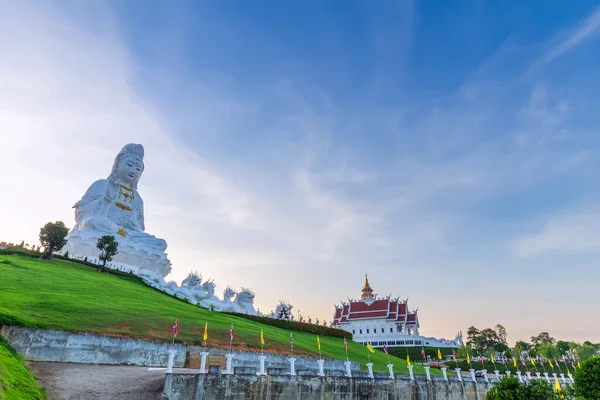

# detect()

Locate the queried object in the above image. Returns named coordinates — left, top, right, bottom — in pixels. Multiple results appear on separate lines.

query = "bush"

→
left=574, top=356, right=600, bottom=399
left=487, top=375, right=560, bottom=400
left=223, top=311, right=352, bottom=339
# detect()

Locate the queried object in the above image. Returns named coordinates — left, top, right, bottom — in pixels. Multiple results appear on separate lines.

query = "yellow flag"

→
left=406, top=354, right=411, bottom=366
left=555, top=378, right=561, bottom=392
left=366, top=343, right=375, bottom=353
left=549, top=359, right=554, bottom=368
left=513, top=357, right=517, bottom=368
left=491, top=353, right=495, bottom=364
left=531, top=358, right=535, bottom=366
left=260, top=329, right=264, bottom=345
left=577, top=361, right=581, bottom=368
left=317, top=335, right=321, bottom=350
left=437, top=348, right=442, bottom=360
left=467, top=353, right=471, bottom=364
left=203, top=322, right=208, bottom=341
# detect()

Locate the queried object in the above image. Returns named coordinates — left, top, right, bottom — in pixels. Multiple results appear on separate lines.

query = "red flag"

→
left=229, top=324, right=234, bottom=341
left=421, top=348, right=425, bottom=358
left=344, top=337, right=348, bottom=352
left=172, top=320, right=179, bottom=337
left=383, top=342, right=388, bottom=354
left=451, top=351, right=456, bottom=361
left=555, top=360, right=560, bottom=368
left=521, top=359, right=526, bottom=366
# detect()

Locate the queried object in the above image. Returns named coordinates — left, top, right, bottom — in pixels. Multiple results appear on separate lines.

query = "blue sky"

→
left=1, top=0, right=600, bottom=344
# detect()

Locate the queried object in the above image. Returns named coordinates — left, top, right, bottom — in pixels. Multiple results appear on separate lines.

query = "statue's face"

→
left=116, top=156, right=143, bottom=185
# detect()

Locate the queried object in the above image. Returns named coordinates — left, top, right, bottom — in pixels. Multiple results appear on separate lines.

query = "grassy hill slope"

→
left=0, top=254, right=439, bottom=375
left=0, top=337, right=46, bottom=400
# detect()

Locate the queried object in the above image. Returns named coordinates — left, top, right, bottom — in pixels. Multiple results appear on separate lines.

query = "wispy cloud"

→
left=535, top=5, right=600, bottom=66
left=511, top=208, right=600, bottom=257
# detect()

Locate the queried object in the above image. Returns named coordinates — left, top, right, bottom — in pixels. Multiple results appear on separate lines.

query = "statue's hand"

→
left=105, top=177, right=119, bottom=201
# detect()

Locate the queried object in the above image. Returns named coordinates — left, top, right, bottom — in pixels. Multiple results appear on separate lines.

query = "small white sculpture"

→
left=64, top=144, right=171, bottom=277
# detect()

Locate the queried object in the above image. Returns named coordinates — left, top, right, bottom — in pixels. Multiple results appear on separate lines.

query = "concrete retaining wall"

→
left=163, top=373, right=490, bottom=400
left=1, top=326, right=358, bottom=372
left=0, top=326, right=187, bottom=367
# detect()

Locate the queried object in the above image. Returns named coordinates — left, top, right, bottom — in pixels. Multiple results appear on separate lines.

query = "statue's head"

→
left=109, top=144, right=145, bottom=188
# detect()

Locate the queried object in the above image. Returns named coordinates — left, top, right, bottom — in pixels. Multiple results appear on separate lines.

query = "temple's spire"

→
left=361, top=274, right=375, bottom=300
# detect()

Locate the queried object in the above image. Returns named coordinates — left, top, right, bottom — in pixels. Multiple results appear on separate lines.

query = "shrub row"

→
left=223, top=311, right=352, bottom=339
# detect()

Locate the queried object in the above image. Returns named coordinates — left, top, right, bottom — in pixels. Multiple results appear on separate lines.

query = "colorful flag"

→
left=490, top=353, right=495, bottom=364
left=406, top=354, right=411, bottom=366
left=522, top=359, right=526, bottom=367
left=172, top=320, right=179, bottom=337
left=478, top=354, right=484, bottom=363
left=421, top=347, right=425, bottom=358
left=555, top=360, right=560, bottom=368
left=344, top=337, right=348, bottom=352
left=437, top=348, right=442, bottom=360
left=383, top=342, right=388, bottom=354
left=549, top=359, right=554, bottom=369
left=513, top=358, right=517, bottom=368
left=467, top=353, right=471, bottom=365
left=290, top=332, right=294, bottom=344
left=229, top=324, right=234, bottom=341
left=317, top=335, right=321, bottom=350
left=451, top=351, right=456, bottom=361
left=531, top=358, right=536, bottom=367
left=366, top=343, right=375, bottom=353
left=577, top=361, right=581, bottom=369
left=203, top=322, right=208, bottom=341
left=555, top=378, right=561, bottom=392
left=260, top=329, right=264, bottom=346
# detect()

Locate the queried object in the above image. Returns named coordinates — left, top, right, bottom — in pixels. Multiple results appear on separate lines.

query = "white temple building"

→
left=332, top=275, right=462, bottom=349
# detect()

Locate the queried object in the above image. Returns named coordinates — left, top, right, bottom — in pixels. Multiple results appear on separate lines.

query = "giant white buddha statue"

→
left=63, top=143, right=171, bottom=277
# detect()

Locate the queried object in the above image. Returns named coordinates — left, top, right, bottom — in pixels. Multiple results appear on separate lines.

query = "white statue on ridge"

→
left=63, top=144, right=171, bottom=277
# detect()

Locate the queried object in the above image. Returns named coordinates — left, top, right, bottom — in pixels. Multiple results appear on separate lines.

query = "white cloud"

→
left=512, top=208, right=600, bottom=257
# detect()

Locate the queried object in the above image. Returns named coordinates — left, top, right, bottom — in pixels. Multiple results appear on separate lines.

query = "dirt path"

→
left=29, top=362, right=166, bottom=400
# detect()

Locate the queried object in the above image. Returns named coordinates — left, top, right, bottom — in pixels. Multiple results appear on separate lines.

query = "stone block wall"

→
left=163, top=372, right=490, bottom=400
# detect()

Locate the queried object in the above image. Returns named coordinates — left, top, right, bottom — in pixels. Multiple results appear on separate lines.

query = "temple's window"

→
left=352, top=330, right=355, bottom=334
left=359, top=329, right=362, bottom=334
left=390, top=328, right=393, bottom=332
left=381, top=328, right=384, bottom=333
left=366, top=329, right=370, bottom=334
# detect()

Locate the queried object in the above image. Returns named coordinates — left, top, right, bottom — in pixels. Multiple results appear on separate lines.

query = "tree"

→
left=515, top=340, right=531, bottom=355
left=537, top=343, right=560, bottom=360
left=556, top=340, right=571, bottom=356
left=575, top=344, right=598, bottom=361
left=467, top=325, right=507, bottom=351
left=574, top=356, right=600, bottom=399
left=487, top=375, right=559, bottom=400
left=495, top=324, right=508, bottom=345
left=96, top=235, right=119, bottom=273
left=531, top=332, right=555, bottom=346
left=39, top=221, right=69, bottom=261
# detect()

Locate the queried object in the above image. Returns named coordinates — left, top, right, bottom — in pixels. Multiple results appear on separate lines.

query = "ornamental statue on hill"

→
left=63, top=143, right=171, bottom=277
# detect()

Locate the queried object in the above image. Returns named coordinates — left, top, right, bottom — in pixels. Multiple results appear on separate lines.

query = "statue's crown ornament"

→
left=121, top=143, right=145, bottom=160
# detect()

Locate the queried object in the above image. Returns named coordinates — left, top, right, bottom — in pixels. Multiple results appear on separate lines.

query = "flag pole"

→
left=229, top=324, right=233, bottom=354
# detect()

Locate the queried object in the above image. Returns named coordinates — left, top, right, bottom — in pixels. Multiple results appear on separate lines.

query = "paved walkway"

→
left=29, top=362, right=168, bottom=400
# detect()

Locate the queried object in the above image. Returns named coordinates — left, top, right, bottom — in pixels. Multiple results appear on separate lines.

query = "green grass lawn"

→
left=0, top=254, right=441, bottom=375
left=0, top=337, right=46, bottom=400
